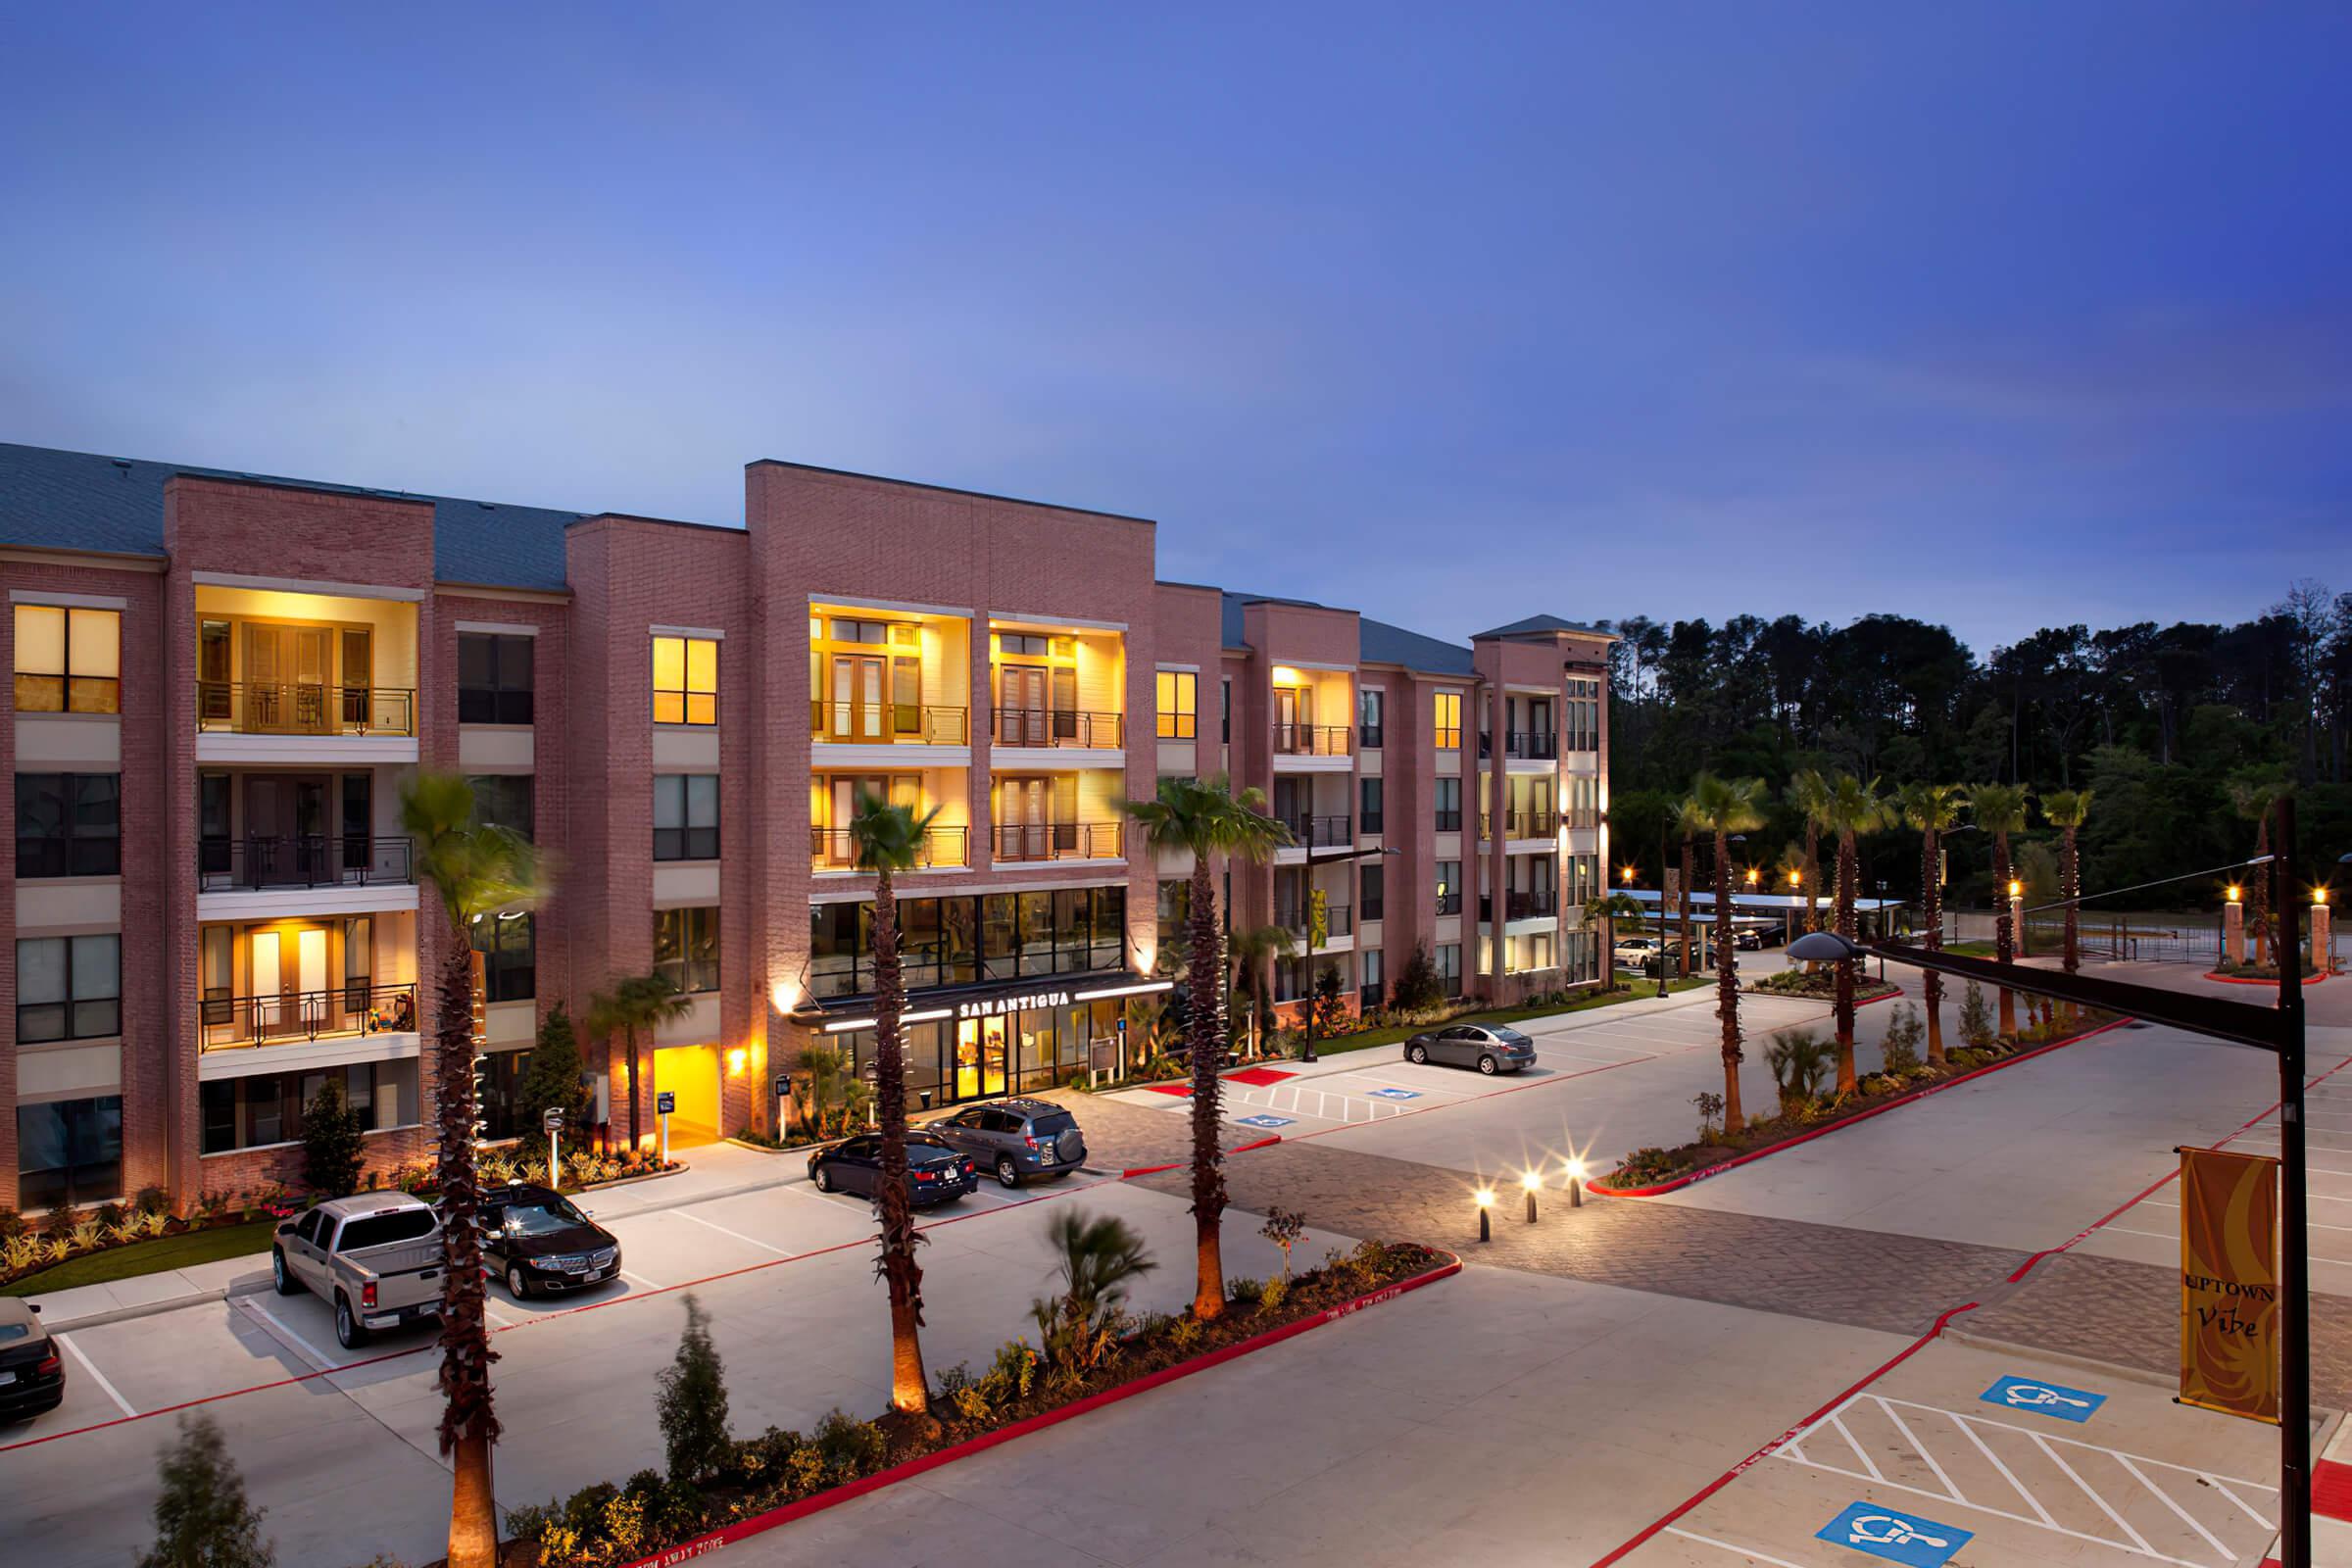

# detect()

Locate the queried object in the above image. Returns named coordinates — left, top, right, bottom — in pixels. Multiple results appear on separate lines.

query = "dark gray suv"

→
left=929, top=1099, right=1088, bottom=1188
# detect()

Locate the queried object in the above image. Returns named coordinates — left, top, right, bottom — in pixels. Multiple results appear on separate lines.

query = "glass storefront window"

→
left=808, top=886, right=1126, bottom=1000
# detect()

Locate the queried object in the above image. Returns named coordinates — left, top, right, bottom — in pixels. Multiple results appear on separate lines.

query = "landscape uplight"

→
left=1521, top=1169, right=1542, bottom=1222
left=1474, top=1186, right=1495, bottom=1243
left=1563, top=1154, right=1589, bottom=1207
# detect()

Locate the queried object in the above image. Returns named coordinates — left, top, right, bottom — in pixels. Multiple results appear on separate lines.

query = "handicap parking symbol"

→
left=1235, top=1114, right=1294, bottom=1129
left=1817, top=1503, right=1972, bottom=1567
left=1982, top=1374, right=2105, bottom=1422
left=1367, top=1088, right=1421, bottom=1101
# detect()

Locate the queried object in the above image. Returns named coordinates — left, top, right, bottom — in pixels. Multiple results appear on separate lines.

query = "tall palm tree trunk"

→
left=1992, top=831, right=2018, bottom=1036
left=2060, top=825, right=2081, bottom=976
left=1834, top=829, right=1858, bottom=1094
left=1921, top=827, right=1945, bottom=1067
left=1186, top=859, right=1228, bottom=1319
left=2250, top=808, right=2272, bottom=965
left=1713, top=830, right=1743, bottom=1129
left=1803, top=822, right=1821, bottom=934
left=871, top=863, right=929, bottom=1414
left=1679, top=831, right=1694, bottom=978
left=437, top=941, right=501, bottom=1568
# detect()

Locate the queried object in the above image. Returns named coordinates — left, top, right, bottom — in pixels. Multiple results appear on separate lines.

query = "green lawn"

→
left=1945, top=940, right=1998, bottom=957
left=1305, top=975, right=1713, bottom=1059
left=2, top=1218, right=279, bottom=1298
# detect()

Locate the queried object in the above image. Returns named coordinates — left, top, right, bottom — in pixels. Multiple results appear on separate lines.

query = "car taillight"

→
left=35, top=1352, right=61, bottom=1377
left=916, top=1169, right=936, bottom=1182
left=1023, top=1134, right=1042, bottom=1149
left=361, top=1281, right=378, bottom=1309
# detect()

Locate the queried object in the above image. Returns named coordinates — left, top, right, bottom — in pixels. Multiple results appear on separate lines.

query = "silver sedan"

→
left=1402, top=1023, right=1538, bottom=1074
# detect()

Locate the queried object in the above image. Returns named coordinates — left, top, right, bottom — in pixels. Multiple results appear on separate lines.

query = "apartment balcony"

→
left=1274, top=813, right=1352, bottom=850
left=991, top=821, right=1125, bottom=863
left=1271, top=723, right=1353, bottom=767
left=810, top=824, right=969, bottom=873
left=1277, top=904, right=1353, bottom=944
left=195, top=980, right=421, bottom=1080
left=990, top=707, right=1125, bottom=768
left=196, top=835, right=420, bottom=919
left=195, top=681, right=418, bottom=763
left=1506, top=888, right=1557, bottom=921
left=810, top=700, right=970, bottom=749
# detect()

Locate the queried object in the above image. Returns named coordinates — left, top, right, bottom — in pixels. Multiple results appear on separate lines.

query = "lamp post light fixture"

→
left=1521, top=1168, right=1542, bottom=1223
left=1474, top=1186, right=1495, bottom=1244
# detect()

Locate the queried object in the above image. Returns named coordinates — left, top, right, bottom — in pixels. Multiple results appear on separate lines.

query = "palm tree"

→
left=1585, top=889, right=1642, bottom=993
left=1970, top=782, right=2033, bottom=1038
left=1122, top=775, right=1288, bottom=1320
left=1675, top=794, right=1705, bottom=977
left=2041, top=789, right=2093, bottom=985
left=1786, top=769, right=1832, bottom=935
left=587, top=974, right=695, bottom=1155
left=403, top=773, right=543, bottom=1568
left=1686, top=773, right=1767, bottom=1129
left=1227, top=923, right=1298, bottom=1058
left=848, top=787, right=944, bottom=1416
left=1819, top=773, right=1890, bottom=1093
left=2226, top=774, right=2288, bottom=966
left=1899, top=783, right=1969, bottom=1067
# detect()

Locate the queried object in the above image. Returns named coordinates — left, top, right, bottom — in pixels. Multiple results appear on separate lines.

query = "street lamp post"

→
left=1790, top=799, right=2324, bottom=1567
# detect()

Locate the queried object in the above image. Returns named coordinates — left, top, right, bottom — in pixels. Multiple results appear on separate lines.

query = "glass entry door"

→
left=955, top=1017, right=1008, bottom=1100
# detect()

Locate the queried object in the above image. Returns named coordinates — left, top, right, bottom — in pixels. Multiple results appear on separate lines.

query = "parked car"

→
left=272, top=1193, right=445, bottom=1349
left=808, top=1132, right=978, bottom=1206
left=0, top=1298, right=63, bottom=1422
left=1734, top=928, right=1763, bottom=951
left=928, top=1099, right=1089, bottom=1188
left=1612, top=936, right=1661, bottom=967
left=477, top=1183, right=621, bottom=1300
left=1403, top=1023, right=1538, bottom=1075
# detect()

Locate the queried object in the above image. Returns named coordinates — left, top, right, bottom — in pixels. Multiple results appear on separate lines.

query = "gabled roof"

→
left=1473, top=612, right=1614, bottom=640
left=0, top=441, right=587, bottom=591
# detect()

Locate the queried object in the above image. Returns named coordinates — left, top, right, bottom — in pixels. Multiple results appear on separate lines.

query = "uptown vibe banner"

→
left=2178, top=1145, right=2280, bottom=1423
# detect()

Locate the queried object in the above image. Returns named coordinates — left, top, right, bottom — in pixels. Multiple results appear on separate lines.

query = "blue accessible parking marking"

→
left=1367, top=1088, right=1421, bottom=1101
left=1816, top=1502, right=1972, bottom=1567
left=1981, top=1375, right=2105, bottom=1422
left=1235, top=1114, right=1294, bottom=1129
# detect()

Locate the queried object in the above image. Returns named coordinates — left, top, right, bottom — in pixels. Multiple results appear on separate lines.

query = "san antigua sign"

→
left=956, top=988, right=1071, bottom=1020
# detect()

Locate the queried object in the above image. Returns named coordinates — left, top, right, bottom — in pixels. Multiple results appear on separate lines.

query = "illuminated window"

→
left=1433, top=691, right=1461, bottom=750
left=15, top=606, right=121, bottom=714
left=1155, top=670, right=1197, bottom=739
left=653, top=635, right=718, bottom=725
left=654, top=906, right=720, bottom=994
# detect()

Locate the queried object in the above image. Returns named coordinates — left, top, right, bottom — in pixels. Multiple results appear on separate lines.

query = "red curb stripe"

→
left=1230, top=1134, right=1283, bottom=1153
left=2202, top=969, right=2332, bottom=986
left=1590, top=1298, right=1982, bottom=1568
left=2314, top=1458, right=2352, bottom=1523
left=1117, top=1160, right=1183, bottom=1178
left=608, top=1251, right=1465, bottom=1568
left=1594, top=1018, right=2131, bottom=1197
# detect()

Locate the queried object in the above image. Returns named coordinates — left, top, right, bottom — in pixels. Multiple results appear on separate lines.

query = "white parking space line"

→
left=52, top=1332, right=135, bottom=1418
left=239, top=1298, right=338, bottom=1372
left=676, top=1208, right=790, bottom=1255
left=619, top=1268, right=665, bottom=1291
left=1660, top=1527, right=1813, bottom=1567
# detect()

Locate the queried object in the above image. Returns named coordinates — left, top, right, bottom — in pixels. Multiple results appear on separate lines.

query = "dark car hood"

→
left=502, top=1221, right=613, bottom=1259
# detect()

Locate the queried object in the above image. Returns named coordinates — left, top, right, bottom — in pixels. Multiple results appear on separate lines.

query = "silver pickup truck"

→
left=271, top=1193, right=446, bottom=1350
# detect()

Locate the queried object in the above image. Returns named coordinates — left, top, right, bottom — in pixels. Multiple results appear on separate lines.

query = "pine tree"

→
left=517, top=1004, right=593, bottom=1133
left=138, top=1412, right=274, bottom=1568
left=657, top=1293, right=731, bottom=1484
left=1958, top=980, right=1995, bottom=1050
left=300, top=1077, right=365, bottom=1199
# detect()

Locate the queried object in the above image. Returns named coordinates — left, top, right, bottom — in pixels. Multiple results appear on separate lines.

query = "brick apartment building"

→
left=0, top=441, right=1611, bottom=1210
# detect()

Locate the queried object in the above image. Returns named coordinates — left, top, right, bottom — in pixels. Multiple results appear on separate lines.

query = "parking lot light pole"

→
left=1788, top=795, right=2322, bottom=1567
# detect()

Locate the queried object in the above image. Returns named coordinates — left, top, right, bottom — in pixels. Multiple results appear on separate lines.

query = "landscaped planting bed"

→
left=486, top=1239, right=1450, bottom=1568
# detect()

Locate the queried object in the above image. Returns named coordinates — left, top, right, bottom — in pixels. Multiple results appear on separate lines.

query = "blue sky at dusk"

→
left=3, top=4, right=2344, bottom=654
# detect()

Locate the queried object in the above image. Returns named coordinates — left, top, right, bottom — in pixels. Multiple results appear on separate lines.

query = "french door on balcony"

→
left=250, top=925, right=329, bottom=1039
left=997, top=664, right=1074, bottom=746
left=827, top=654, right=887, bottom=742
left=995, top=775, right=1075, bottom=860
left=242, top=623, right=337, bottom=734
left=817, top=774, right=920, bottom=866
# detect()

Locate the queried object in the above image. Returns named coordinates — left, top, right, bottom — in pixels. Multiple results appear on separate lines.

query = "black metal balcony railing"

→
left=198, top=981, right=417, bottom=1052
left=197, top=682, right=416, bottom=738
left=198, top=836, right=414, bottom=892
left=991, top=708, right=1124, bottom=749
left=1434, top=891, right=1463, bottom=916
left=1507, top=809, right=1558, bottom=838
left=1272, top=723, right=1352, bottom=758
left=992, top=821, right=1125, bottom=862
left=1507, top=888, right=1557, bottom=920
left=809, top=702, right=970, bottom=745
left=810, top=825, right=968, bottom=871
left=1278, top=904, right=1352, bottom=943
left=1505, top=730, right=1559, bottom=760
left=1280, top=814, right=1353, bottom=849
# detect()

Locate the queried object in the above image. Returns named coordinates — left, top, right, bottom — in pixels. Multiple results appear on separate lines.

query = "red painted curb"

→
left=1230, top=1134, right=1284, bottom=1153
left=609, top=1250, right=1464, bottom=1568
left=1593, top=1018, right=2131, bottom=1198
left=2202, top=969, right=2331, bottom=986
left=2314, top=1457, right=2352, bottom=1523
left=1117, top=1160, right=1183, bottom=1179
left=1591, top=1298, right=1982, bottom=1567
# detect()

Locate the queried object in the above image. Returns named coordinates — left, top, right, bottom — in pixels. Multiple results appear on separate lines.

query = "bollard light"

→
left=1475, top=1186, right=1495, bottom=1243
left=1521, top=1169, right=1542, bottom=1223
left=1563, top=1154, right=1588, bottom=1208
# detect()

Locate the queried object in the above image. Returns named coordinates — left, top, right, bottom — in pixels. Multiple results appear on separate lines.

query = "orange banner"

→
left=2179, top=1145, right=2279, bottom=1423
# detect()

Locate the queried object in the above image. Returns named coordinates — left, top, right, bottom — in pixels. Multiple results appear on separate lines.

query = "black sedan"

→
left=0, top=1298, right=64, bottom=1421
left=479, top=1184, right=622, bottom=1299
left=808, top=1133, right=978, bottom=1206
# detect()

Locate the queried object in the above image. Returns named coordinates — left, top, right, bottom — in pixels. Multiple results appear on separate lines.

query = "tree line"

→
left=1600, top=579, right=2352, bottom=907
